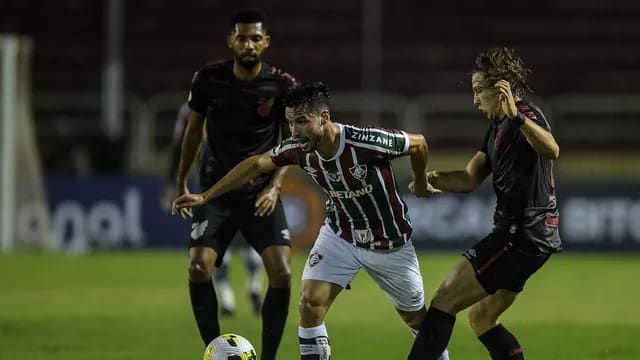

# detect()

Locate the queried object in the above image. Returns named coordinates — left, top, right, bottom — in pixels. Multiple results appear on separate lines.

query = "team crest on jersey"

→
left=308, top=251, right=324, bottom=267
left=349, top=164, right=367, bottom=181
left=326, top=172, right=342, bottom=182
left=257, top=97, right=275, bottom=117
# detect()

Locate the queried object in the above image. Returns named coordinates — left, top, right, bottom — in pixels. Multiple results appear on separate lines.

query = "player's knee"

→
left=267, top=267, right=291, bottom=288
left=298, top=292, right=327, bottom=320
left=431, top=283, right=464, bottom=314
left=188, top=261, right=212, bottom=282
left=468, top=303, right=496, bottom=333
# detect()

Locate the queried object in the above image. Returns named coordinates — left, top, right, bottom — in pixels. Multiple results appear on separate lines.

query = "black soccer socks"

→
left=478, top=324, right=525, bottom=360
left=260, top=286, right=290, bottom=360
left=189, top=280, right=220, bottom=345
left=408, top=307, right=456, bottom=360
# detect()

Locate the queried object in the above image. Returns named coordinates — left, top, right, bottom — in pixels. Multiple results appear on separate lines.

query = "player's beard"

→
left=237, top=53, right=262, bottom=70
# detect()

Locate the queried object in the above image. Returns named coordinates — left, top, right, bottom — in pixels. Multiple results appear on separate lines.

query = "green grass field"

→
left=1, top=251, right=639, bottom=359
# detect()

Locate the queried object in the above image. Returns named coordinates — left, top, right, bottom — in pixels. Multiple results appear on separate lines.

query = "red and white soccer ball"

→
left=203, top=333, right=257, bottom=360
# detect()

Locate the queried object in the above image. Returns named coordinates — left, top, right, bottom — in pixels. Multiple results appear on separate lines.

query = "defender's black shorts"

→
left=463, top=226, right=550, bottom=294
left=189, top=197, right=290, bottom=266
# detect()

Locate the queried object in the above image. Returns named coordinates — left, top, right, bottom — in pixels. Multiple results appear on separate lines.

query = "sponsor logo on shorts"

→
left=308, top=251, right=324, bottom=267
left=464, top=248, right=477, bottom=259
left=191, top=220, right=209, bottom=240
left=281, top=229, right=291, bottom=241
left=411, top=291, right=423, bottom=303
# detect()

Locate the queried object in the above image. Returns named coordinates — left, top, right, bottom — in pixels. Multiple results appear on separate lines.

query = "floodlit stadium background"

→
left=1, top=1, right=639, bottom=359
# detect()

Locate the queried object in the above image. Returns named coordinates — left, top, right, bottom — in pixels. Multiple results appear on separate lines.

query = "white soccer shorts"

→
left=302, top=225, right=425, bottom=312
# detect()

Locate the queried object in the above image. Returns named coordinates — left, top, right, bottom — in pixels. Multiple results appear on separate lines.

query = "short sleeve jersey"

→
left=188, top=60, right=296, bottom=196
left=270, top=123, right=413, bottom=250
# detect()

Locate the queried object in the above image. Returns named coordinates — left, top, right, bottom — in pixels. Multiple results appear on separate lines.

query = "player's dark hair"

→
left=284, top=81, right=331, bottom=113
left=473, top=47, right=532, bottom=96
left=229, top=7, right=267, bottom=30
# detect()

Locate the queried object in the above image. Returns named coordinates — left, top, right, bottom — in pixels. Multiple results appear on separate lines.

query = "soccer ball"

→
left=203, top=333, right=257, bottom=360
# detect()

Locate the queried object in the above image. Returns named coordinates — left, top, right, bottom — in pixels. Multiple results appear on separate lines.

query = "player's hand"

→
left=408, top=180, right=442, bottom=198
left=255, top=185, right=279, bottom=217
left=172, top=184, right=194, bottom=219
left=426, top=170, right=438, bottom=183
left=172, top=193, right=205, bottom=218
left=495, top=80, right=518, bottom=119
left=159, top=186, right=176, bottom=212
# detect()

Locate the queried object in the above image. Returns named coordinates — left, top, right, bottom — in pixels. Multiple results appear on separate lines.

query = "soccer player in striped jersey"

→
left=174, top=81, right=449, bottom=360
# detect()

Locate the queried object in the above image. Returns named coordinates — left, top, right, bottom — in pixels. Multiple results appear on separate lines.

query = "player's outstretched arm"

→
left=429, top=151, right=491, bottom=193
left=174, top=152, right=278, bottom=211
left=255, top=165, right=288, bottom=217
left=406, top=133, right=441, bottom=197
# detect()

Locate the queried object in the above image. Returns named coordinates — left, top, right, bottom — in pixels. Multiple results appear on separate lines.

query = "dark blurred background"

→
left=1, top=0, right=638, bottom=252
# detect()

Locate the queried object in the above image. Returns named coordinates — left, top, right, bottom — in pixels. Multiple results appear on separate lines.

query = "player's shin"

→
left=478, top=324, right=525, bottom=360
left=410, top=329, right=451, bottom=360
left=299, top=323, right=331, bottom=360
left=189, top=280, right=221, bottom=345
left=261, top=286, right=290, bottom=360
left=408, top=307, right=456, bottom=360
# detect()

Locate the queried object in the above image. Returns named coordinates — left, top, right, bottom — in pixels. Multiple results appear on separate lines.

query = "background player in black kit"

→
left=172, top=8, right=296, bottom=360
left=161, top=103, right=264, bottom=317
left=408, top=47, right=561, bottom=360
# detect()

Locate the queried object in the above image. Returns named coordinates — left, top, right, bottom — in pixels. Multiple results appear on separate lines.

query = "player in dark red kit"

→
left=172, top=8, right=296, bottom=360
left=408, top=47, right=561, bottom=360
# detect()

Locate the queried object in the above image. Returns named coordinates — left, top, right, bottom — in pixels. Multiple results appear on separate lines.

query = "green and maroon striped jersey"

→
left=270, top=123, right=413, bottom=250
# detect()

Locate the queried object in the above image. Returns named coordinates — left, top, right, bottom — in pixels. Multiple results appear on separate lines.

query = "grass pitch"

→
left=1, top=251, right=638, bottom=359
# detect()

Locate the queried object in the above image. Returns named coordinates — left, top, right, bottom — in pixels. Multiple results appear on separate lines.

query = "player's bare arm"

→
left=428, top=151, right=491, bottom=193
left=495, top=79, right=560, bottom=159
left=174, top=152, right=278, bottom=210
left=254, top=120, right=292, bottom=216
left=519, top=119, right=560, bottom=159
left=255, top=165, right=288, bottom=217
left=173, top=111, right=205, bottom=218
left=406, top=132, right=441, bottom=197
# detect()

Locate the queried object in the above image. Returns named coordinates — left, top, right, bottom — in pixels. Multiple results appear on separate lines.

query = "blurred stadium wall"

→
left=1, top=0, right=638, bottom=252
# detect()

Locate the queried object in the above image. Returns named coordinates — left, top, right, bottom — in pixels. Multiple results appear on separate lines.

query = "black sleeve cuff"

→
left=511, top=112, right=526, bottom=126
